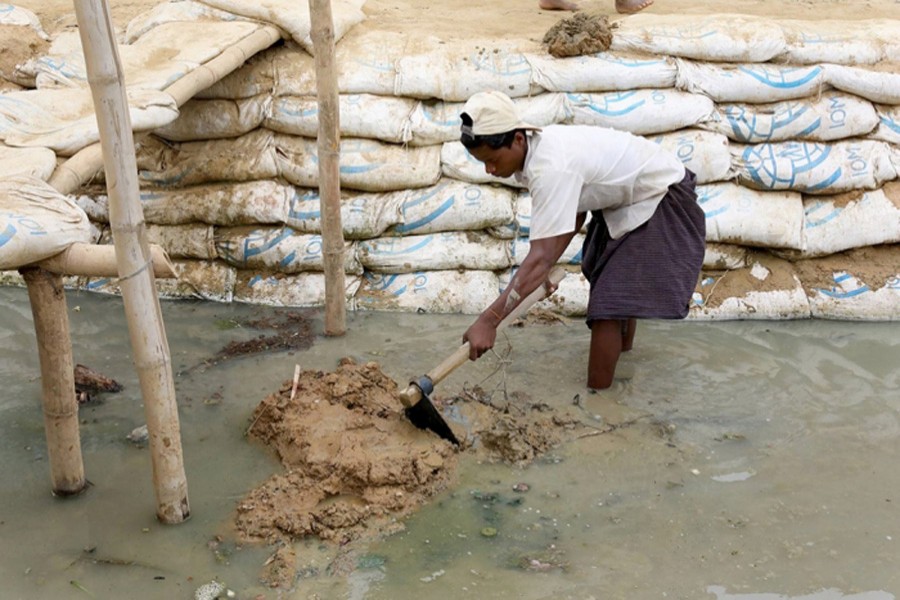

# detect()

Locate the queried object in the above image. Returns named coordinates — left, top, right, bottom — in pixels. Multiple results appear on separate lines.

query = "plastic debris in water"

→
left=194, top=580, right=226, bottom=600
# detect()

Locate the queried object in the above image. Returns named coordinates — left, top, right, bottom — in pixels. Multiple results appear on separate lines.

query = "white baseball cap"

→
left=460, top=90, right=541, bottom=137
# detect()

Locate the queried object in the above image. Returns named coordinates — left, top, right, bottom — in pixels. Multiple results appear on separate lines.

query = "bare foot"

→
left=616, top=0, right=653, bottom=13
left=539, top=0, right=579, bottom=11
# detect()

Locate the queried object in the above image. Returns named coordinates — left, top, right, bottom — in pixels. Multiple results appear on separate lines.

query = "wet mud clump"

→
left=236, top=358, right=459, bottom=546
left=74, top=364, right=123, bottom=404
left=216, top=312, right=315, bottom=358
left=542, top=12, right=614, bottom=58
left=234, top=358, right=589, bottom=587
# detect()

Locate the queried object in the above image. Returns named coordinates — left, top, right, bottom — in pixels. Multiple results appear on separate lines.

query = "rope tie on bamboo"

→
left=117, top=259, right=153, bottom=283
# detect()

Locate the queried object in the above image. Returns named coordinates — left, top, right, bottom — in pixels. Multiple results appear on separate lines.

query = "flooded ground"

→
left=0, top=285, right=898, bottom=600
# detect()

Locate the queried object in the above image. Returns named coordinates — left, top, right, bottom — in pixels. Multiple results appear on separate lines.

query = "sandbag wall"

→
left=73, top=15, right=900, bottom=320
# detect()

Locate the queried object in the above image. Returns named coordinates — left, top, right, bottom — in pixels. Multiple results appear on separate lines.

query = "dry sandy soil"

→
left=16, top=0, right=900, bottom=41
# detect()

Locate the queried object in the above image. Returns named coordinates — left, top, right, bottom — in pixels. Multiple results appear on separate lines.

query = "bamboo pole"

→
left=38, top=243, right=176, bottom=278
left=73, top=0, right=189, bottom=523
left=20, top=267, right=86, bottom=496
left=309, top=0, right=346, bottom=336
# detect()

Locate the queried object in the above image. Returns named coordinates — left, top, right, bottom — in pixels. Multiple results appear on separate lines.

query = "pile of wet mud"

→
left=233, top=357, right=594, bottom=574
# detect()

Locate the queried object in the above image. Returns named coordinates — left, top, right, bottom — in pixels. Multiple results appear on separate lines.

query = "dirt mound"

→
left=542, top=12, right=614, bottom=58
left=234, top=358, right=586, bottom=560
left=236, top=358, right=458, bottom=547
left=0, top=25, right=47, bottom=87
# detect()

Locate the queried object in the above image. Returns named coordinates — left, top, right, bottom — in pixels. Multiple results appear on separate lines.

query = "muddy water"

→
left=1, top=286, right=898, bottom=600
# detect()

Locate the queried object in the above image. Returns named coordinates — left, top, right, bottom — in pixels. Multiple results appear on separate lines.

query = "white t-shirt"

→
left=514, top=125, right=686, bottom=240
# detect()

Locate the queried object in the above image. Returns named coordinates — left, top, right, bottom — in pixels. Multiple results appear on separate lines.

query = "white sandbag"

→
left=488, top=191, right=530, bottom=239
left=823, top=64, right=900, bottom=105
left=194, top=0, right=365, bottom=55
left=196, top=45, right=285, bottom=100
left=440, top=141, right=522, bottom=188
left=0, top=144, right=56, bottom=181
left=139, top=180, right=291, bottom=225
left=800, top=184, right=900, bottom=257
left=265, top=94, right=415, bottom=143
left=808, top=272, right=900, bottom=320
left=128, top=224, right=218, bottom=259
left=0, top=87, right=178, bottom=156
left=97, top=224, right=216, bottom=259
left=136, top=129, right=279, bottom=187
left=355, top=269, right=499, bottom=314
left=652, top=129, right=733, bottom=184
left=329, top=31, right=404, bottom=96
left=276, top=135, right=442, bottom=192
left=689, top=258, right=810, bottom=320
left=0, top=269, right=25, bottom=286
left=408, top=94, right=567, bottom=147
left=147, top=224, right=216, bottom=259
left=567, top=90, right=715, bottom=135
left=388, top=180, right=516, bottom=236
left=676, top=60, right=827, bottom=104
left=0, top=4, right=49, bottom=39
left=510, top=234, right=584, bottom=267
left=796, top=247, right=900, bottom=320
left=359, top=231, right=510, bottom=273
left=35, top=21, right=266, bottom=90
left=284, top=189, right=402, bottom=239
left=233, top=270, right=361, bottom=307
left=84, top=259, right=236, bottom=302
left=215, top=226, right=361, bottom=274
left=125, top=0, right=253, bottom=43
left=161, top=260, right=236, bottom=302
left=704, top=243, right=749, bottom=270
left=77, top=181, right=292, bottom=226
left=871, top=104, right=900, bottom=145
left=706, top=93, right=879, bottom=143
left=732, top=140, right=898, bottom=195
left=611, top=14, right=786, bottom=63
left=396, top=40, right=539, bottom=101
left=697, top=182, right=803, bottom=249
left=526, top=51, right=677, bottom=94
left=499, top=267, right=588, bottom=317
left=778, top=20, right=898, bottom=65
left=0, top=176, right=92, bottom=269
left=540, top=270, right=588, bottom=317
left=155, top=96, right=270, bottom=142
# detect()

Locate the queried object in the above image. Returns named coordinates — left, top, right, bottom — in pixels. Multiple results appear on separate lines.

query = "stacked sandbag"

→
left=21, top=11, right=900, bottom=319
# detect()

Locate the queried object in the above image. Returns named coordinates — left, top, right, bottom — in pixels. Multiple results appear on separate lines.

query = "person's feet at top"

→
left=538, top=0, right=653, bottom=13
left=615, top=0, right=653, bottom=13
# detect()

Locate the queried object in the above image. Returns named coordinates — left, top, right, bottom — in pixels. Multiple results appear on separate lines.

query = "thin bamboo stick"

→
left=20, top=267, right=86, bottom=496
left=309, top=0, right=346, bottom=336
left=73, top=0, right=189, bottom=523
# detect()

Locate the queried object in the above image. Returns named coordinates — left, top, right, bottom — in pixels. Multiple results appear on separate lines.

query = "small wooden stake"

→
left=309, top=0, right=346, bottom=336
left=20, top=267, right=86, bottom=496
left=290, top=364, right=302, bottom=402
